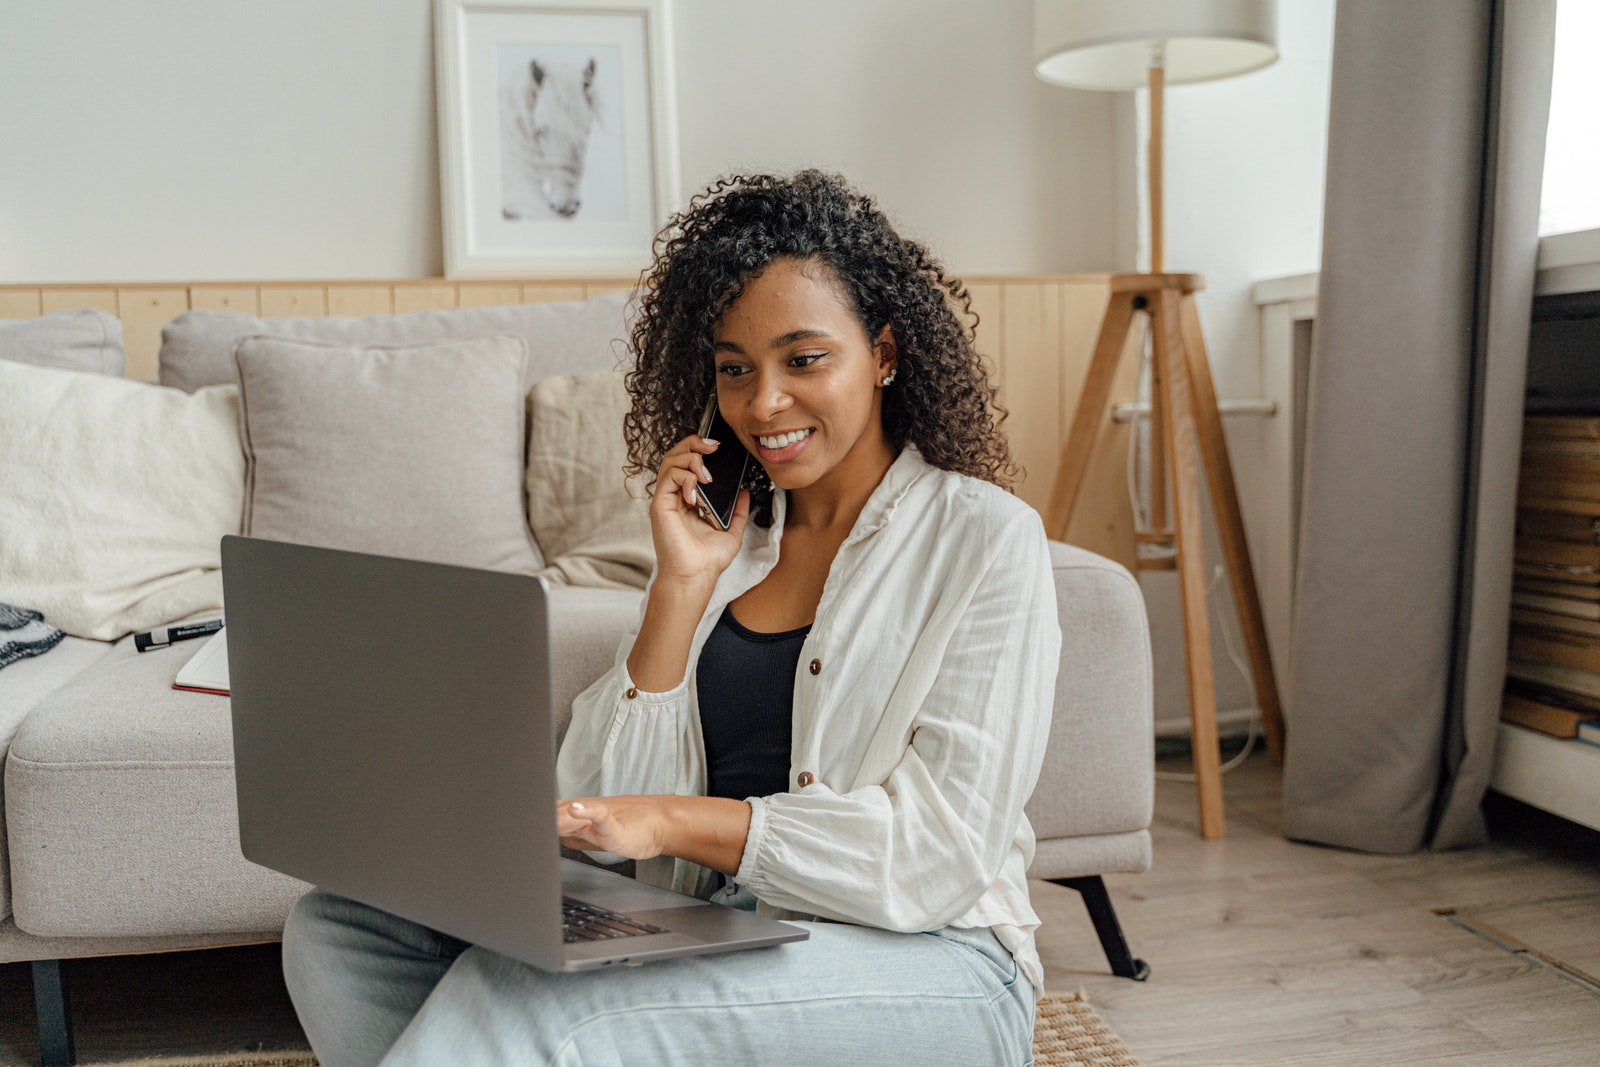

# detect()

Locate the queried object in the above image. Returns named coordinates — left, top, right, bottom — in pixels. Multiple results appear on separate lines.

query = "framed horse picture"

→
left=434, top=0, right=681, bottom=277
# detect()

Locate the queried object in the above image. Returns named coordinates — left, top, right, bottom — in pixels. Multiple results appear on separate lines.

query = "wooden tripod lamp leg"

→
left=1154, top=288, right=1226, bottom=839
left=1045, top=291, right=1139, bottom=541
left=1148, top=316, right=1169, bottom=535
left=1178, top=294, right=1288, bottom=763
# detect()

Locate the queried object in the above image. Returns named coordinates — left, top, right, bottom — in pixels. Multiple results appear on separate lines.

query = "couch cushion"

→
left=4, top=586, right=641, bottom=939
left=527, top=370, right=654, bottom=590
left=235, top=335, right=541, bottom=572
left=0, top=361, right=244, bottom=641
left=160, top=291, right=633, bottom=396
left=1023, top=542, right=1154, bottom=847
left=0, top=637, right=113, bottom=924
left=0, top=308, right=125, bottom=376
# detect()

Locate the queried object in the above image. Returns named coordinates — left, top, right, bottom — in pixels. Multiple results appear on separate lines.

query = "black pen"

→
left=134, top=618, right=224, bottom=653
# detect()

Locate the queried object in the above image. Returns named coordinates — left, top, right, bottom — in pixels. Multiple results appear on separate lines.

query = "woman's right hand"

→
left=648, top=435, right=751, bottom=591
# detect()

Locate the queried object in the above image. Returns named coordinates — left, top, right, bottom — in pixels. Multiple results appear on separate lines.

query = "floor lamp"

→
left=1033, top=0, right=1286, bottom=839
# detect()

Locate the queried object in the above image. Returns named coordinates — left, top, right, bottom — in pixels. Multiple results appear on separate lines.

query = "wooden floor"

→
left=1037, top=750, right=1600, bottom=1065
left=1, top=750, right=1596, bottom=1064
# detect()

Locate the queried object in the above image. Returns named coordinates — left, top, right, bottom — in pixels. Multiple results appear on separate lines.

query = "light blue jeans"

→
left=282, top=882, right=1036, bottom=1067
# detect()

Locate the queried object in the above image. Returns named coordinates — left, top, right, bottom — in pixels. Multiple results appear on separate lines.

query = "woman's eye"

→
left=792, top=352, right=826, bottom=367
left=716, top=364, right=747, bottom=378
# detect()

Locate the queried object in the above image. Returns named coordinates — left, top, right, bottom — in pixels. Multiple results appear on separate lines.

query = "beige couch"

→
left=0, top=294, right=1153, bottom=1067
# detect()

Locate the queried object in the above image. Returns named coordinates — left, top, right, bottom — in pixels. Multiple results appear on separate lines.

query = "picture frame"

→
left=433, top=0, right=680, bottom=278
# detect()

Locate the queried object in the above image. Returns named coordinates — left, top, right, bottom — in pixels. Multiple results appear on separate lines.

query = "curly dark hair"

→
left=621, top=169, right=1017, bottom=527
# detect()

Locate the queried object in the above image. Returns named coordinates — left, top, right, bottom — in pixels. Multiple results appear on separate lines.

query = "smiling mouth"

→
left=754, top=427, right=816, bottom=465
left=756, top=428, right=814, bottom=450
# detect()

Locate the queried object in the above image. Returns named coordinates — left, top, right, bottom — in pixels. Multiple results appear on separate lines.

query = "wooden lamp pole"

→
left=1043, top=49, right=1287, bottom=839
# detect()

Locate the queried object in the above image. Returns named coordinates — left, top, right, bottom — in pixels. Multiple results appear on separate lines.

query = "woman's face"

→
left=711, top=257, right=896, bottom=496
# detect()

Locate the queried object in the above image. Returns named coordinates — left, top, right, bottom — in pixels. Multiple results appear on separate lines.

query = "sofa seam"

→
left=6, top=754, right=234, bottom=771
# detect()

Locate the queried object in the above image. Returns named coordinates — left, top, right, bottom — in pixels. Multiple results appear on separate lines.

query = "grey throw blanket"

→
left=0, top=603, right=65, bottom=670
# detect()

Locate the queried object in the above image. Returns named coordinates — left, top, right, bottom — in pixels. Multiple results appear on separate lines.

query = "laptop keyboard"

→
left=562, top=897, right=668, bottom=944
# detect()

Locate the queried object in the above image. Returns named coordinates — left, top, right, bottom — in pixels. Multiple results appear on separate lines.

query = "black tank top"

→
left=694, top=606, right=810, bottom=801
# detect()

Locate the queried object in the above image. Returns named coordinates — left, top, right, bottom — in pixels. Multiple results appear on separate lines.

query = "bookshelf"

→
left=1491, top=722, right=1600, bottom=831
left=1500, top=252, right=1600, bottom=832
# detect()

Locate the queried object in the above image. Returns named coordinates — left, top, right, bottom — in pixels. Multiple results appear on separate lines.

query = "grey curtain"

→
left=1283, top=0, right=1556, bottom=852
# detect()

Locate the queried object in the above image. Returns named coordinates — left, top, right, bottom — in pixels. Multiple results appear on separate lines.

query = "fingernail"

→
left=700, top=469, right=712, bottom=482
left=570, top=802, right=585, bottom=811
left=703, top=438, right=720, bottom=447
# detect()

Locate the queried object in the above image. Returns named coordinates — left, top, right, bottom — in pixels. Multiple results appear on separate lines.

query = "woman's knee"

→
left=285, top=886, right=343, bottom=934
left=281, top=888, right=347, bottom=996
left=282, top=889, right=445, bottom=990
left=287, top=888, right=437, bottom=949
left=283, top=887, right=356, bottom=954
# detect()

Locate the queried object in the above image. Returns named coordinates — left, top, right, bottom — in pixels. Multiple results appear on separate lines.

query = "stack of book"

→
left=1506, top=414, right=1600, bottom=745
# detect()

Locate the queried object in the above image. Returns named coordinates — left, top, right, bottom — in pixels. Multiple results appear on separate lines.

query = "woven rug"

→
left=93, top=992, right=1136, bottom=1067
left=1033, top=989, right=1143, bottom=1067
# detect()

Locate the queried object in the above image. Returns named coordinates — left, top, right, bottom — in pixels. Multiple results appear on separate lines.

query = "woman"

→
left=283, top=170, right=1060, bottom=1066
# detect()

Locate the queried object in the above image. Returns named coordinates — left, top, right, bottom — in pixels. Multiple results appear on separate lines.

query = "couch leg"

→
left=1053, top=876, right=1151, bottom=981
left=32, top=959, right=76, bottom=1067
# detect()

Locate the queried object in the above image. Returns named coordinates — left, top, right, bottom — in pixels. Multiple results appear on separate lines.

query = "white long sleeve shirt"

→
left=556, top=445, right=1061, bottom=991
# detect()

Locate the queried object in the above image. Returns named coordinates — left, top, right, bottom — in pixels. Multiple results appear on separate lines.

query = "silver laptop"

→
left=221, top=535, right=807, bottom=971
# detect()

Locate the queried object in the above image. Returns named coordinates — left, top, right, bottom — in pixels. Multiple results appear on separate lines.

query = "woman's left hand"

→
left=557, top=796, right=668, bottom=861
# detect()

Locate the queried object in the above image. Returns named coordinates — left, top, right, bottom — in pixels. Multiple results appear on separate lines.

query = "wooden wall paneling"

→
left=116, top=288, right=189, bottom=381
left=327, top=286, right=393, bottom=317
left=41, top=289, right=118, bottom=316
left=0, top=290, right=42, bottom=318
left=458, top=284, right=523, bottom=308
left=394, top=285, right=459, bottom=313
left=583, top=283, right=633, bottom=298
left=189, top=288, right=260, bottom=315
left=521, top=284, right=587, bottom=304
left=259, top=288, right=328, bottom=318
left=1000, top=281, right=1063, bottom=516
left=1058, top=280, right=1140, bottom=572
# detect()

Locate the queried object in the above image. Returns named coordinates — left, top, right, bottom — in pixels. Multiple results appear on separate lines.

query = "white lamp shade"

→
left=1034, top=0, right=1278, bottom=90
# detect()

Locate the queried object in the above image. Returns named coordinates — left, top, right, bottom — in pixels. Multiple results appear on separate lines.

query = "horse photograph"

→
left=436, top=0, right=676, bottom=275
left=497, top=42, right=627, bottom=223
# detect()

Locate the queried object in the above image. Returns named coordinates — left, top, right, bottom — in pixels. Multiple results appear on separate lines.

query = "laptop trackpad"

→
left=559, top=857, right=709, bottom=912
left=626, top=904, right=775, bottom=943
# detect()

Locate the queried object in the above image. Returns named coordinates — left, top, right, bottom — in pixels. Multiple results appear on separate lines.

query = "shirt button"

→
left=625, top=687, right=638, bottom=699
left=797, top=771, right=815, bottom=788
left=808, top=658, right=821, bottom=675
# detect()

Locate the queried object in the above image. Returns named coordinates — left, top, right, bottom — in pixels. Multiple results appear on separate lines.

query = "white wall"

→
left=0, top=0, right=1119, bottom=282
left=1132, top=0, right=1336, bottom=732
left=0, top=0, right=1334, bottom=738
left=0, top=2, right=444, bottom=283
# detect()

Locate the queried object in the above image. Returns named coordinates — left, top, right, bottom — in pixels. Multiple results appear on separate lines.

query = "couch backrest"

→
left=159, top=289, right=634, bottom=396
left=0, top=273, right=1142, bottom=573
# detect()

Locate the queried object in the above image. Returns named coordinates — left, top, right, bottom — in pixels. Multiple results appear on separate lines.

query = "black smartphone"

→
left=693, top=393, right=752, bottom=530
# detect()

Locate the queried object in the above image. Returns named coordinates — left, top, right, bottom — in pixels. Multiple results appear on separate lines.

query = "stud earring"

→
left=880, top=369, right=897, bottom=386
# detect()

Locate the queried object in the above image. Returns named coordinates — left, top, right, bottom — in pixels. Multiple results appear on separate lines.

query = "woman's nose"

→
left=748, top=374, right=793, bottom=421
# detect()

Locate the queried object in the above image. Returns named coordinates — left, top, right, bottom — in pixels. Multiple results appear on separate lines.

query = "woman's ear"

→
left=873, top=324, right=898, bottom=377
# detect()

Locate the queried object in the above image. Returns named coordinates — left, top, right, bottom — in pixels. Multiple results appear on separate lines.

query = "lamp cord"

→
left=1123, top=330, right=1261, bottom=781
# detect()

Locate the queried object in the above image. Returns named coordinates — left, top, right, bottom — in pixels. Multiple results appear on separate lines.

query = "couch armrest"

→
left=0, top=636, right=115, bottom=924
left=547, top=586, right=646, bottom=745
left=1024, top=542, right=1154, bottom=847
